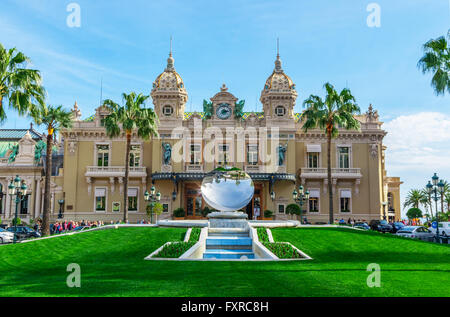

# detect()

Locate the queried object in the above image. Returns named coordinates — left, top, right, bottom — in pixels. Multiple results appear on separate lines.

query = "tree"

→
left=418, top=30, right=450, bottom=95
left=30, top=104, right=73, bottom=236
left=302, top=83, right=360, bottom=224
left=406, top=208, right=423, bottom=220
left=404, top=189, right=426, bottom=209
left=0, top=43, right=45, bottom=123
left=444, top=192, right=450, bottom=213
left=103, top=92, right=159, bottom=223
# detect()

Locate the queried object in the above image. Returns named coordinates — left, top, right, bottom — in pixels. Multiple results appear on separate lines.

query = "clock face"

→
left=216, top=103, right=232, bottom=120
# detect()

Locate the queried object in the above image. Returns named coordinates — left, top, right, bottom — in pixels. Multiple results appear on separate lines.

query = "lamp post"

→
left=58, top=199, right=65, bottom=219
left=292, top=185, right=310, bottom=224
left=144, top=185, right=161, bottom=224
left=426, top=173, right=445, bottom=241
left=8, top=175, right=28, bottom=244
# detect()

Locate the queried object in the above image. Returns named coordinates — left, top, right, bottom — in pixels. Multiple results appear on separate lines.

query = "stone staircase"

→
left=203, top=228, right=255, bottom=259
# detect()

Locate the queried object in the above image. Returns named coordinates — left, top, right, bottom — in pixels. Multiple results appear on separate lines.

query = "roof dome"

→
left=263, top=54, right=295, bottom=93
left=152, top=52, right=185, bottom=91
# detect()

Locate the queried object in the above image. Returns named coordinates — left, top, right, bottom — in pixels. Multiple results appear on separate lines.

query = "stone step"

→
left=203, top=249, right=255, bottom=259
left=206, top=244, right=252, bottom=250
left=208, top=228, right=249, bottom=234
left=208, top=232, right=249, bottom=237
left=206, top=237, right=252, bottom=246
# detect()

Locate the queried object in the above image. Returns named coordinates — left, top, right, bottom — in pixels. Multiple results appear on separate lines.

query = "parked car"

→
left=6, top=226, right=41, bottom=240
left=396, top=226, right=434, bottom=241
left=0, top=228, right=15, bottom=244
left=354, top=222, right=370, bottom=230
left=369, top=220, right=393, bottom=233
left=391, top=222, right=405, bottom=233
left=72, top=226, right=90, bottom=232
left=428, top=222, right=450, bottom=237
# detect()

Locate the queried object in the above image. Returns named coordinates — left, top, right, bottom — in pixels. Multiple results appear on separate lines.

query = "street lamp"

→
left=270, top=191, right=276, bottom=201
left=144, top=185, right=161, bottom=224
left=292, top=185, right=310, bottom=224
left=58, top=199, right=65, bottom=219
left=426, top=173, right=445, bottom=241
left=8, top=175, right=28, bottom=244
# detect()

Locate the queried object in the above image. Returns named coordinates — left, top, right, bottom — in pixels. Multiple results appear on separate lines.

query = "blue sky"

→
left=1, top=0, right=450, bottom=216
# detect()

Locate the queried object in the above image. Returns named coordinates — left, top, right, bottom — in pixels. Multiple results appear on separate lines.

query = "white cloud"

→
left=384, top=112, right=450, bottom=218
left=384, top=112, right=450, bottom=172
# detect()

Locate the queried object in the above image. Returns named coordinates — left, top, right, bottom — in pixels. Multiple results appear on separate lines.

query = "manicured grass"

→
left=256, top=227, right=302, bottom=259
left=0, top=227, right=449, bottom=297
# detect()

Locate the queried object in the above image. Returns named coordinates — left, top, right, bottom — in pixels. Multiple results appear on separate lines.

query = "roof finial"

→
left=274, top=37, right=282, bottom=72
left=277, top=37, right=279, bottom=59
left=166, top=36, right=175, bottom=72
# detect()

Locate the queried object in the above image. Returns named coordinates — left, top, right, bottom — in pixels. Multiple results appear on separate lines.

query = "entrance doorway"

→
left=245, top=184, right=263, bottom=220
left=184, top=184, right=203, bottom=218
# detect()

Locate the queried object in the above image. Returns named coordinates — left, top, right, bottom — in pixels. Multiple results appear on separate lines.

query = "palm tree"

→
left=418, top=30, right=450, bottom=95
left=302, top=82, right=360, bottom=224
left=444, top=193, right=450, bottom=213
left=404, top=189, right=425, bottom=209
left=30, top=104, right=73, bottom=236
left=103, top=92, right=159, bottom=223
left=0, top=43, right=45, bottom=123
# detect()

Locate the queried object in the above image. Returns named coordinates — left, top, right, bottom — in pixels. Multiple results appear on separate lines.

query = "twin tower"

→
left=150, top=49, right=299, bottom=126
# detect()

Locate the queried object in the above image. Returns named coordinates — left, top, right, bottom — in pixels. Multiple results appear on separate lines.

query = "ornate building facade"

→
left=0, top=51, right=402, bottom=224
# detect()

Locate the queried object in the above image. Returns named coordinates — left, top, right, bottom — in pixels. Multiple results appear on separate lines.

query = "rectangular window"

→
left=129, top=145, right=141, bottom=167
left=278, top=204, right=285, bottom=214
left=308, top=153, right=319, bottom=168
left=190, top=144, right=202, bottom=164
left=340, top=190, right=351, bottom=212
left=338, top=147, right=350, bottom=169
left=95, top=188, right=106, bottom=212
left=163, top=203, right=169, bottom=213
left=309, top=198, right=319, bottom=212
left=20, top=195, right=29, bottom=214
left=128, top=188, right=138, bottom=211
left=218, top=144, right=229, bottom=165
left=97, top=145, right=109, bottom=167
left=247, top=144, right=258, bottom=165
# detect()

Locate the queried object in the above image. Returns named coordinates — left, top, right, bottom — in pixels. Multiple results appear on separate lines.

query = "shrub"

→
left=12, top=217, right=21, bottom=226
left=264, top=210, right=273, bottom=218
left=201, top=206, right=212, bottom=217
left=173, top=207, right=185, bottom=217
left=406, top=207, right=423, bottom=219
left=286, top=203, right=301, bottom=215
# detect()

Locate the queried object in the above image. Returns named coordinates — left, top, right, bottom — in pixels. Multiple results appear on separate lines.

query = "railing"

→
left=301, top=167, right=362, bottom=178
left=85, top=166, right=147, bottom=177
left=185, top=164, right=203, bottom=172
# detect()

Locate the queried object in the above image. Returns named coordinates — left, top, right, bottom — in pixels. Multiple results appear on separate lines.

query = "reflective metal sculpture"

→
left=201, top=167, right=254, bottom=212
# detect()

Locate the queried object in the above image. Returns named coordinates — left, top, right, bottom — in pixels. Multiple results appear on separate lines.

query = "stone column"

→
left=34, top=179, right=41, bottom=218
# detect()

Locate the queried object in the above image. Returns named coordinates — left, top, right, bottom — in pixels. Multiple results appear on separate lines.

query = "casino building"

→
left=0, top=50, right=402, bottom=224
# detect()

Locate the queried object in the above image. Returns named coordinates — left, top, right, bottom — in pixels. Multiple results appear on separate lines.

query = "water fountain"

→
left=201, top=167, right=255, bottom=259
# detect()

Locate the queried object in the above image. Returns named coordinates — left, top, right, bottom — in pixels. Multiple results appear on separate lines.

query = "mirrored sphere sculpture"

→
left=201, top=168, right=254, bottom=212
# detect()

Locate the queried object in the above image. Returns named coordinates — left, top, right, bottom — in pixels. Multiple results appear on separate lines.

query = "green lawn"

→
left=0, top=227, right=448, bottom=297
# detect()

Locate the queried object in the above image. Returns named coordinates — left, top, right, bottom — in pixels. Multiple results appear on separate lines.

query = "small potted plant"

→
left=173, top=207, right=185, bottom=220
left=263, top=209, right=274, bottom=220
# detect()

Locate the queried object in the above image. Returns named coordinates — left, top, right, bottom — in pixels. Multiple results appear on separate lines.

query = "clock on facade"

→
left=216, top=103, right=232, bottom=119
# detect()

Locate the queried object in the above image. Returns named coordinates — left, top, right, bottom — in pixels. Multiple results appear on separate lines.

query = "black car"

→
left=391, top=222, right=405, bottom=233
left=354, top=222, right=370, bottom=230
left=369, top=220, right=393, bottom=233
left=7, top=226, right=41, bottom=240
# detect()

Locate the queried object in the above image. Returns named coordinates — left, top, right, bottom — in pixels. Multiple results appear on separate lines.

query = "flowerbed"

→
left=257, top=227, right=303, bottom=259
left=152, top=241, right=195, bottom=258
left=189, top=228, right=201, bottom=243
